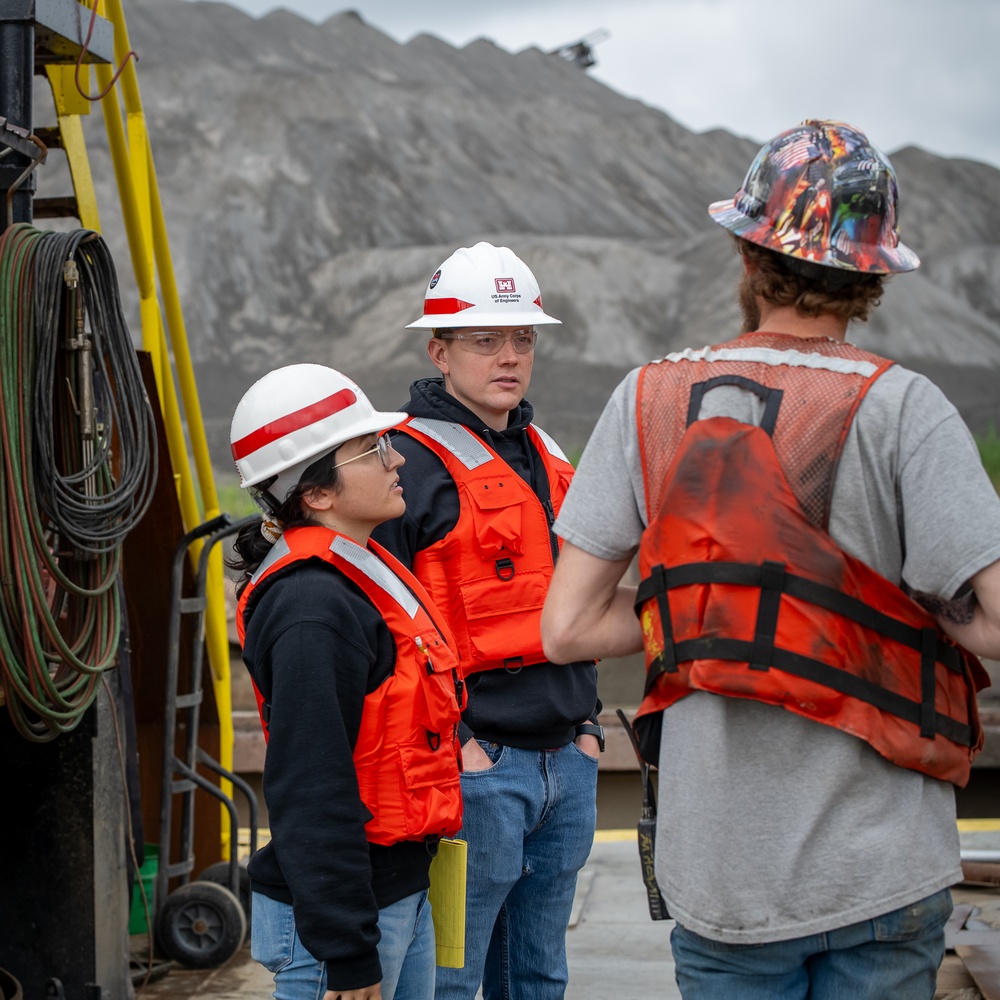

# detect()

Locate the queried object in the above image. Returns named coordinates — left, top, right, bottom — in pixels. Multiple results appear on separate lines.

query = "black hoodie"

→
left=371, top=377, right=600, bottom=749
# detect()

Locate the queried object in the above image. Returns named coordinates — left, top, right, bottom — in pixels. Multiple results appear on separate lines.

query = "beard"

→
left=738, top=271, right=761, bottom=333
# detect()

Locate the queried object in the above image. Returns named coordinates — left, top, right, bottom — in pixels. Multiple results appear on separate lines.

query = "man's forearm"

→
left=542, top=544, right=643, bottom=663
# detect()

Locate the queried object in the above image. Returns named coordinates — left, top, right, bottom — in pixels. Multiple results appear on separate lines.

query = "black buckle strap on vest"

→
left=749, top=561, right=785, bottom=671
left=495, top=558, right=515, bottom=581
left=636, top=560, right=965, bottom=677
left=780, top=574, right=964, bottom=676
left=634, top=558, right=974, bottom=747
left=635, top=565, right=678, bottom=698
left=503, top=656, right=523, bottom=673
left=665, top=636, right=974, bottom=747
left=920, top=628, right=938, bottom=739
left=687, top=376, right=784, bottom=437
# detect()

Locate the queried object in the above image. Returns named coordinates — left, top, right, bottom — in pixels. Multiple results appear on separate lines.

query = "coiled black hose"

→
left=0, top=223, right=157, bottom=741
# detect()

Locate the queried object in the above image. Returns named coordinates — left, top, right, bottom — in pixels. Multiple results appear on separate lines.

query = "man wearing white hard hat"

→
left=230, top=364, right=465, bottom=1000
left=372, top=243, right=601, bottom=1000
left=541, top=121, right=1000, bottom=998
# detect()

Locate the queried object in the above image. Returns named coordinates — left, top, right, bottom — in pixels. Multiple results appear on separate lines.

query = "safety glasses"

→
left=437, top=328, right=537, bottom=355
left=333, top=432, right=395, bottom=470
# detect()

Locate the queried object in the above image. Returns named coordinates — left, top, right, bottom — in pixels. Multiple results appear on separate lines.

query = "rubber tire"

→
left=155, top=880, right=247, bottom=969
left=197, top=860, right=252, bottom=931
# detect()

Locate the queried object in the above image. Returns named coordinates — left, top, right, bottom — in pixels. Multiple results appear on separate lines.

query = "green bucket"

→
left=128, top=844, right=158, bottom=935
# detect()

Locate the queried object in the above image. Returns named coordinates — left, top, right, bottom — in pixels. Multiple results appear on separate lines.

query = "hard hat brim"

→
left=406, top=310, right=562, bottom=329
left=707, top=199, right=920, bottom=275
left=238, top=410, right=407, bottom=490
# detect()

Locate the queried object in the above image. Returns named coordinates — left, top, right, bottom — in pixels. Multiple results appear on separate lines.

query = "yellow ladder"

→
left=39, top=0, right=236, bottom=857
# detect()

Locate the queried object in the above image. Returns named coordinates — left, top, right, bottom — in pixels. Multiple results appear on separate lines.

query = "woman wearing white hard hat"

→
left=229, top=364, right=465, bottom=1000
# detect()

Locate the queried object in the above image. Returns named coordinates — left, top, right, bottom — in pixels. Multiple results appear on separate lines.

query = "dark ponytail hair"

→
left=228, top=448, right=343, bottom=597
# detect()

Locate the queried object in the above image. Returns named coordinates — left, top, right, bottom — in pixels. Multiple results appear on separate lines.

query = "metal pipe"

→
left=0, top=13, right=34, bottom=231
left=961, top=850, right=1000, bottom=863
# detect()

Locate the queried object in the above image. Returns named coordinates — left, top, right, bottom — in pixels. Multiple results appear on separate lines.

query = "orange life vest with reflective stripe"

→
left=237, top=526, right=465, bottom=844
left=633, top=334, right=987, bottom=786
left=400, top=417, right=574, bottom=674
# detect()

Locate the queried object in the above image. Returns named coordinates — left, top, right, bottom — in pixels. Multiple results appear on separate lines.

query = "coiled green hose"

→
left=0, top=223, right=157, bottom=741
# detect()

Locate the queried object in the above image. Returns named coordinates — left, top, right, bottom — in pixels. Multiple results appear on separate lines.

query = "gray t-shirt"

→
left=555, top=356, right=1000, bottom=944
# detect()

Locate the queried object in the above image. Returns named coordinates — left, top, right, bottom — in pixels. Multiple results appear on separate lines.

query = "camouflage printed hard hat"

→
left=708, top=119, right=919, bottom=274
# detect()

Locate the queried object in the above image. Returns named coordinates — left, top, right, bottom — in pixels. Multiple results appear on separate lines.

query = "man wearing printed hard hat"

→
left=372, top=242, right=601, bottom=1000
left=542, top=120, right=1000, bottom=999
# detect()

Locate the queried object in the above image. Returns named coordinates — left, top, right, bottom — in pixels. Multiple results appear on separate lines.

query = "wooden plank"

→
left=964, top=862, right=1000, bottom=888
left=956, top=943, right=1000, bottom=1000
left=947, top=904, right=979, bottom=951
left=935, top=952, right=977, bottom=996
left=123, top=354, right=222, bottom=875
left=951, top=931, right=1000, bottom=948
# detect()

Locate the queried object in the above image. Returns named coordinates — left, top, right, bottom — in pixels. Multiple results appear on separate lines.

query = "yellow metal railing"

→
left=44, top=0, right=235, bottom=857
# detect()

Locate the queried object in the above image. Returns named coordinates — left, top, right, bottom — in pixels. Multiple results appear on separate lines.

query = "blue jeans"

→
left=435, top=741, right=598, bottom=1000
left=251, top=888, right=435, bottom=1000
left=670, top=888, right=953, bottom=1000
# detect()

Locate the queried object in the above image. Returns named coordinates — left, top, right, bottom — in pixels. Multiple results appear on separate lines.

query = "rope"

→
left=0, top=223, right=157, bottom=741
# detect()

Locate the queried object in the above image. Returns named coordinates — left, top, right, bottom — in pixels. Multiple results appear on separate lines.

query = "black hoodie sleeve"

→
left=243, top=564, right=393, bottom=991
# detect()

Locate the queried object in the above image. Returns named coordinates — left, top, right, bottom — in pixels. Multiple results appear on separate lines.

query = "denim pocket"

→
left=873, top=888, right=953, bottom=942
left=461, top=739, right=505, bottom=776
left=569, top=741, right=601, bottom=764
left=250, top=892, right=296, bottom=973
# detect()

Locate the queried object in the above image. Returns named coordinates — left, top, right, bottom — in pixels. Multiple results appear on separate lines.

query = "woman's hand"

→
left=324, top=985, right=381, bottom=999
left=461, top=738, right=495, bottom=772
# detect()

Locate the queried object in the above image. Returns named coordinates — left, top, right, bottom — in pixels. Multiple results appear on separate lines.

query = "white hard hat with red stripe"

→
left=406, top=242, right=562, bottom=329
left=230, top=364, right=405, bottom=506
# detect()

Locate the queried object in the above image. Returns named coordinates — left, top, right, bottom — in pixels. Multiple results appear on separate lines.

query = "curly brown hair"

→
left=736, top=237, right=886, bottom=324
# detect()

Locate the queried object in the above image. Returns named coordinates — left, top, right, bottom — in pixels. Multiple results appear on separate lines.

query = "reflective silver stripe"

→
left=532, top=424, right=569, bottom=463
left=407, top=417, right=494, bottom=470
left=331, top=535, right=420, bottom=619
left=249, top=534, right=291, bottom=585
left=656, top=345, right=879, bottom=378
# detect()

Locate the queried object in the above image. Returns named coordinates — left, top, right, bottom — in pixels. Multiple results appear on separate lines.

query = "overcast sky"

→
left=190, top=0, right=1000, bottom=171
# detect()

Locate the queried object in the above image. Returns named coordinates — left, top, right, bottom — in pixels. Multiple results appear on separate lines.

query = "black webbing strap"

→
left=635, top=561, right=964, bottom=675
left=634, top=560, right=974, bottom=746
left=782, top=576, right=963, bottom=676
left=920, top=628, right=938, bottom=739
left=640, top=565, right=677, bottom=698
left=749, top=561, right=785, bottom=671
left=687, top=376, right=784, bottom=437
left=664, top=636, right=973, bottom=746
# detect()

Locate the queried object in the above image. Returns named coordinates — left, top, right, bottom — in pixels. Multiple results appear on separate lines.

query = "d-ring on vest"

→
left=633, top=334, right=987, bottom=787
left=400, top=417, right=574, bottom=674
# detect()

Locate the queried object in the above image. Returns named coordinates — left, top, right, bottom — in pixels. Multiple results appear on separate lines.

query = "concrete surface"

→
left=132, top=833, right=681, bottom=999
left=133, top=825, right=1000, bottom=999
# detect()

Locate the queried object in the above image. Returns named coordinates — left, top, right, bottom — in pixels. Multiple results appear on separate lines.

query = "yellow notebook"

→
left=428, top=837, right=467, bottom=968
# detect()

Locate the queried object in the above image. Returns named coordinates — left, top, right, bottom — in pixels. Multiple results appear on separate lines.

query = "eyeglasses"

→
left=437, top=328, right=537, bottom=355
left=333, top=432, right=395, bottom=470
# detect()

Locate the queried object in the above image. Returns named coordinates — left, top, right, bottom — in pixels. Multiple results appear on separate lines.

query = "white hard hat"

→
left=406, top=242, right=562, bottom=329
left=230, top=364, right=405, bottom=506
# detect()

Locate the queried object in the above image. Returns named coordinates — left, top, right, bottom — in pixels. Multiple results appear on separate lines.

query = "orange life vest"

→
left=633, top=334, right=987, bottom=786
left=237, top=526, right=465, bottom=845
left=400, top=417, right=574, bottom=674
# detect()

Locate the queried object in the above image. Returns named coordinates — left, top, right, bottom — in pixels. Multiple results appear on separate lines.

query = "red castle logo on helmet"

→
left=495, top=278, right=516, bottom=293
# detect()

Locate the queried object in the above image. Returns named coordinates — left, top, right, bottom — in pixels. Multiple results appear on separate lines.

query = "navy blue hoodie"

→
left=371, top=377, right=600, bottom=749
